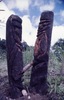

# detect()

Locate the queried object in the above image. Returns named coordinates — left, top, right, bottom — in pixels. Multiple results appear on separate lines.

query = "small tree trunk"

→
left=22, top=61, right=33, bottom=73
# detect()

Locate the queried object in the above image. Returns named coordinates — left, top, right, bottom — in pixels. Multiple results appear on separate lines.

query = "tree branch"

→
left=22, top=61, right=33, bottom=73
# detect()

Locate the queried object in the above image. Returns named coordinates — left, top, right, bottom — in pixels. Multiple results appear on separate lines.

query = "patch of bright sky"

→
left=0, top=0, right=64, bottom=46
left=54, top=0, right=64, bottom=25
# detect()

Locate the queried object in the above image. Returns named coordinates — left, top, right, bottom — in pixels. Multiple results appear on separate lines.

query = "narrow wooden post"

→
left=22, top=61, right=33, bottom=73
left=30, top=11, right=54, bottom=95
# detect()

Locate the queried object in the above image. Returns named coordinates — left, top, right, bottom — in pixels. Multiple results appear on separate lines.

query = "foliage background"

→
left=0, top=39, right=64, bottom=100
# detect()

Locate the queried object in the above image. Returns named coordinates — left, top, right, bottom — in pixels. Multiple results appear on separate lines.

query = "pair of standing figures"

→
left=6, top=11, right=54, bottom=99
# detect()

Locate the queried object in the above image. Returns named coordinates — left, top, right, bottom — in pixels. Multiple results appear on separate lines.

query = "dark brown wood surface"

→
left=30, top=11, right=54, bottom=95
left=6, top=15, right=23, bottom=99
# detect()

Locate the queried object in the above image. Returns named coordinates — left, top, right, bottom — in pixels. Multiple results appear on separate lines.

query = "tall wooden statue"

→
left=6, top=15, right=23, bottom=98
left=30, top=11, right=54, bottom=95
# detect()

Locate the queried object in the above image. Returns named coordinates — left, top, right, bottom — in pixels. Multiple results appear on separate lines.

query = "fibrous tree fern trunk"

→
left=6, top=15, right=23, bottom=99
left=30, top=11, right=54, bottom=95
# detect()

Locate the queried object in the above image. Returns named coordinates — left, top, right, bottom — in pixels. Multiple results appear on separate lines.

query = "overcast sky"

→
left=0, top=0, right=64, bottom=46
